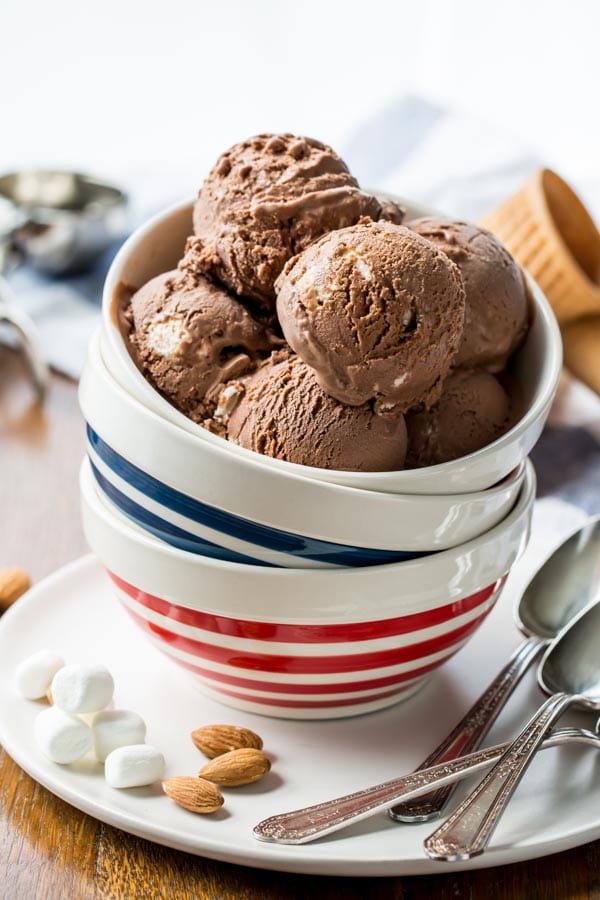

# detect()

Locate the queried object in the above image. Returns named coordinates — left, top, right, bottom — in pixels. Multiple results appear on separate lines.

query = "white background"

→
left=2, top=0, right=600, bottom=213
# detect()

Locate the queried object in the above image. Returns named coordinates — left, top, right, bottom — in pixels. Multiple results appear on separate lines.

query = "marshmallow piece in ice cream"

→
left=128, top=270, right=279, bottom=425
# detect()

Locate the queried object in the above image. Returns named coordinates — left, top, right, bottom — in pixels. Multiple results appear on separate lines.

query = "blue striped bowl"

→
left=79, top=331, right=526, bottom=569
left=87, top=426, right=424, bottom=569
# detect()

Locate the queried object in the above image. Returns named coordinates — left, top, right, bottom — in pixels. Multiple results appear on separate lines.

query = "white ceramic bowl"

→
left=80, top=331, right=525, bottom=567
left=80, top=457, right=535, bottom=719
left=101, top=196, right=561, bottom=495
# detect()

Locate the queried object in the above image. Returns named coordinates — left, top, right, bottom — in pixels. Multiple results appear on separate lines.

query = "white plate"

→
left=0, top=551, right=598, bottom=877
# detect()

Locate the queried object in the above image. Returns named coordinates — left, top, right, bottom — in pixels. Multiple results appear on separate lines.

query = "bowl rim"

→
left=85, top=330, right=525, bottom=508
left=102, top=196, right=562, bottom=488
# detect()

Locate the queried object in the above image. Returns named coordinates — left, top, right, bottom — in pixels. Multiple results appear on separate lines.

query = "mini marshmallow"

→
left=52, top=663, right=114, bottom=714
left=34, top=706, right=92, bottom=764
left=104, top=744, right=165, bottom=789
left=14, top=650, right=65, bottom=700
left=92, top=709, right=147, bottom=762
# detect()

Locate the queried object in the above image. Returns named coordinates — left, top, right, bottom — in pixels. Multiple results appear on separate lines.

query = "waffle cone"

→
left=481, top=169, right=600, bottom=326
left=562, top=316, right=600, bottom=395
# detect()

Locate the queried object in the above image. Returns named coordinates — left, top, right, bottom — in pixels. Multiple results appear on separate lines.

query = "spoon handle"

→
left=252, top=723, right=590, bottom=844
left=390, top=634, right=546, bottom=822
left=423, top=691, right=574, bottom=861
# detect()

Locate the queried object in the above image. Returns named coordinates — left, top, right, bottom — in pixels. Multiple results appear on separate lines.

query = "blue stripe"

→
left=90, top=461, right=275, bottom=567
left=87, top=425, right=426, bottom=567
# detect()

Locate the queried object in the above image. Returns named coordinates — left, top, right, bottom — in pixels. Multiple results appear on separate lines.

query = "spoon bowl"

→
left=540, top=598, right=600, bottom=701
left=424, top=598, right=600, bottom=861
left=518, top=516, right=600, bottom=639
left=391, top=515, right=600, bottom=822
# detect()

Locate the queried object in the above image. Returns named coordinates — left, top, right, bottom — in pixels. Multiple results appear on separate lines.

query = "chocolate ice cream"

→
left=409, top=218, right=529, bottom=371
left=406, top=369, right=511, bottom=467
left=115, top=130, right=534, bottom=474
left=188, top=134, right=404, bottom=307
left=275, top=220, right=466, bottom=413
left=128, top=270, right=279, bottom=426
left=227, top=355, right=408, bottom=471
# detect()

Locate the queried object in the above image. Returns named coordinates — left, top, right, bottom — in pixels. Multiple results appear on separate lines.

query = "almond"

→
left=191, top=724, right=263, bottom=758
left=0, top=568, right=31, bottom=611
left=199, top=748, right=271, bottom=786
left=162, top=776, right=224, bottom=814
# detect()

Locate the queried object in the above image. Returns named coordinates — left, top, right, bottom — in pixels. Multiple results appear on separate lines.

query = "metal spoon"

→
left=424, top=598, right=600, bottom=861
left=253, top=719, right=600, bottom=844
left=0, top=170, right=127, bottom=398
left=390, top=515, right=600, bottom=823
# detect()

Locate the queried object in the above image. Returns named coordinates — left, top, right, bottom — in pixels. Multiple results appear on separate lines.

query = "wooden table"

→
left=1, top=348, right=598, bottom=899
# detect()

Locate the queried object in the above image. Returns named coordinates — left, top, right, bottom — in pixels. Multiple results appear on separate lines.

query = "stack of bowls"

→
left=79, top=198, right=562, bottom=719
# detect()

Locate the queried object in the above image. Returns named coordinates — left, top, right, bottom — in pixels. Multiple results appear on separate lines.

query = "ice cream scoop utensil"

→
left=0, top=170, right=127, bottom=399
left=424, top=598, right=600, bottom=861
left=0, top=170, right=127, bottom=276
left=253, top=720, right=600, bottom=844
left=0, top=275, right=48, bottom=399
left=390, top=515, right=600, bottom=823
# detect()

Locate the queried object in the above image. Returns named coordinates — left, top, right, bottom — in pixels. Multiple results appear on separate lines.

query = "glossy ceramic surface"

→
left=80, top=459, right=535, bottom=718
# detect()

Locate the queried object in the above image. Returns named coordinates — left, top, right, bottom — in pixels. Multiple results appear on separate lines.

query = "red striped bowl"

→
left=81, top=459, right=535, bottom=719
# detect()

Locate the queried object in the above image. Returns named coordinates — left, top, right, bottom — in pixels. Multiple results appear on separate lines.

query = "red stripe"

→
left=121, top=601, right=495, bottom=675
left=165, top=651, right=453, bottom=693
left=108, top=571, right=503, bottom=644
left=209, top=684, right=418, bottom=709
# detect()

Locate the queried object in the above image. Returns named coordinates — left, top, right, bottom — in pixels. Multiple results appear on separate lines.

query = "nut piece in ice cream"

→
left=227, top=355, right=408, bottom=471
left=406, top=369, right=511, bottom=467
left=188, top=133, right=404, bottom=307
left=276, top=221, right=465, bottom=413
left=128, top=270, right=279, bottom=424
left=409, top=218, right=529, bottom=371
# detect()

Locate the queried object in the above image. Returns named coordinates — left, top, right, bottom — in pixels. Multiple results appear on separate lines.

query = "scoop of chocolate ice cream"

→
left=128, top=270, right=279, bottom=425
left=275, top=220, right=465, bottom=413
left=406, top=369, right=511, bottom=467
left=226, top=355, right=408, bottom=471
left=409, top=218, right=529, bottom=371
left=188, top=134, right=404, bottom=307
